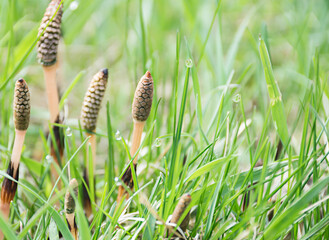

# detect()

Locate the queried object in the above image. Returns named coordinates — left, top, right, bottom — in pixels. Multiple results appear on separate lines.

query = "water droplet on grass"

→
left=153, top=138, right=161, bottom=148
left=46, top=155, right=53, bottom=163
left=185, top=58, right=193, bottom=68
left=115, top=130, right=121, bottom=140
left=69, top=1, right=79, bottom=11
left=233, top=94, right=241, bottom=103
left=66, top=127, right=72, bottom=137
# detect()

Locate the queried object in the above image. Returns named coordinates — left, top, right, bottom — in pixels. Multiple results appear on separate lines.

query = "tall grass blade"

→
left=259, top=36, right=289, bottom=147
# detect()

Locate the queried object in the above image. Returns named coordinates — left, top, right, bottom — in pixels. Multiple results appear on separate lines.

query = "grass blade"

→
left=262, top=175, right=329, bottom=239
left=259, top=36, right=289, bottom=147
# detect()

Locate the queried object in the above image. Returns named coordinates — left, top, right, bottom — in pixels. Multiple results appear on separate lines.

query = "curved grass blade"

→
left=185, top=155, right=232, bottom=182
left=259, top=36, right=289, bottom=147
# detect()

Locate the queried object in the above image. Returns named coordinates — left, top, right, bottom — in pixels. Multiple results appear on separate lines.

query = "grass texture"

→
left=1, top=0, right=329, bottom=239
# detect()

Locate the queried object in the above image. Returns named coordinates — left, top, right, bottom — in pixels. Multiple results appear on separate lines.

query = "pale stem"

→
left=43, top=65, right=59, bottom=123
left=131, top=121, right=145, bottom=165
left=66, top=214, right=78, bottom=240
left=11, top=130, right=26, bottom=174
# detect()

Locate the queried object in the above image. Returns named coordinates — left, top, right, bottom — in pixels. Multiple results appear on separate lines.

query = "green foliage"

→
left=1, top=0, right=329, bottom=239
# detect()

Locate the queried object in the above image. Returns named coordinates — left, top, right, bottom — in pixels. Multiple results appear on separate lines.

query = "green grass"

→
left=1, top=0, right=329, bottom=239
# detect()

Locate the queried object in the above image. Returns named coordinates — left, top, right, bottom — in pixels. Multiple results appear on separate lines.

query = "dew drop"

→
left=185, top=58, right=193, bottom=68
left=66, top=127, right=72, bottom=137
left=152, top=138, right=161, bottom=148
left=69, top=1, right=79, bottom=11
left=115, top=130, right=121, bottom=140
left=232, top=94, right=241, bottom=103
left=114, top=177, right=119, bottom=182
left=46, top=155, right=53, bottom=163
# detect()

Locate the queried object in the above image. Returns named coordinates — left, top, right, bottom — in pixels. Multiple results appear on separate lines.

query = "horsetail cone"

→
left=132, top=71, right=153, bottom=122
left=171, top=194, right=192, bottom=232
left=14, top=79, right=30, bottom=131
left=117, top=71, right=153, bottom=202
left=37, top=0, right=63, bottom=66
left=81, top=69, right=108, bottom=131
left=65, top=179, right=79, bottom=215
left=1, top=79, right=30, bottom=218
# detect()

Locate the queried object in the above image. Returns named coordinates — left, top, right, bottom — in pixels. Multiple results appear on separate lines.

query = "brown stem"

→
left=117, top=163, right=137, bottom=202
left=43, top=64, right=59, bottom=123
left=117, top=185, right=126, bottom=203
left=0, top=130, right=26, bottom=239
left=66, top=214, right=78, bottom=239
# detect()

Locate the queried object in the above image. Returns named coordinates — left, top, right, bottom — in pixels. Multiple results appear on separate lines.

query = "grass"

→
left=1, top=0, right=329, bottom=239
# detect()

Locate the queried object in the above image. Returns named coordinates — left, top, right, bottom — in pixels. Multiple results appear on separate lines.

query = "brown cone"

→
left=80, top=69, right=108, bottom=132
left=132, top=71, right=153, bottom=122
left=14, top=79, right=30, bottom=131
left=170, top=194, right=192, bottom=232
left=37, top=0, right=63, bottom=66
